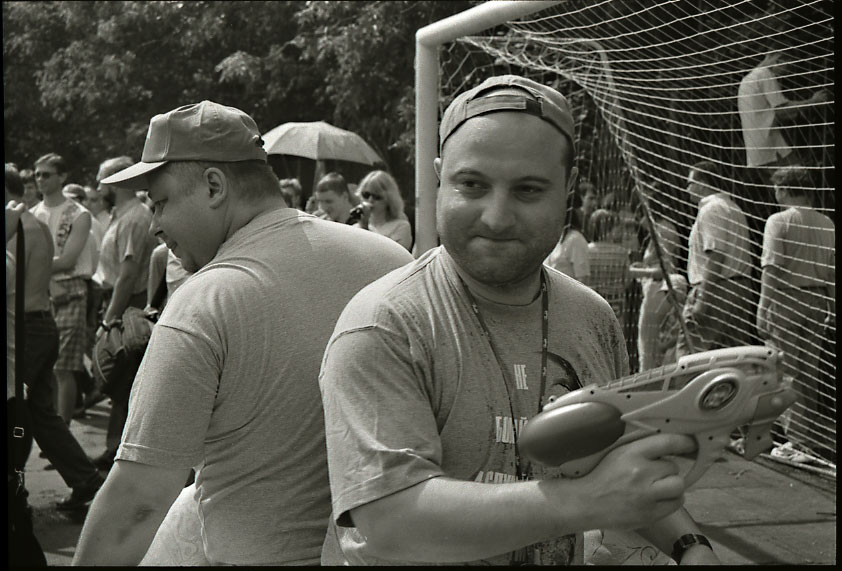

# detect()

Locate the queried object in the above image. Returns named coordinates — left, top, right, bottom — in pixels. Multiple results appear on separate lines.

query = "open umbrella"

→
left=262, top=121, right=383, bottom=166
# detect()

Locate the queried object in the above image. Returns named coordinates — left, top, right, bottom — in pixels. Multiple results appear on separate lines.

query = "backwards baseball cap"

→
left=439, top=75, right=576, bottom=157
left=101, top=100, right=267, bottom=190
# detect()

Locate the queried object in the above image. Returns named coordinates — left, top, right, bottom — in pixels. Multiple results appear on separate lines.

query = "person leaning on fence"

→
left=631, top=184, right=688, bottom=371
left=757, top=166, right=835, bottom=463
left=72, top=100, right=413, bottom=566
left=677, top=161, right=755, bottom=358
left=318, top=75, right=718, bottom=566
left=586, top=208, right=632, bottom=327
left=352, top=169, right=413, bottom=250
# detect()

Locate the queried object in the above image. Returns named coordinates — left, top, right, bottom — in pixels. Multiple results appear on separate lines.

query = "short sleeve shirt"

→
left=319, top=247, right=628, bottom=565
left=118, top=209, right=413, bottom=565
left=97, top=199, right=157, bottom=294
left=760, top=206, right=835, bottom=288
left=687, top=194, right=752, bottom=285
left=737, top=65, right=792, bottom=167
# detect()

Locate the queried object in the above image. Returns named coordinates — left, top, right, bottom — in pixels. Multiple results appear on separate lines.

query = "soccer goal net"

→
left=419, top=0, right=835, bottom=473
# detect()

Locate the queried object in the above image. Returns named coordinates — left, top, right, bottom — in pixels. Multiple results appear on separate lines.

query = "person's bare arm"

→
left=635, top=508, right=719, bottom=564
left=52, top=210, right=91, bottom=272
left=774, top=88, right=831, bottom=123
left=349, top=434, right=695, bottom=563
left=103, top=257, right=141, bottom=324
left=72, top=460, right=190, bottom=566
left=5, top=200, right=25, bottom=242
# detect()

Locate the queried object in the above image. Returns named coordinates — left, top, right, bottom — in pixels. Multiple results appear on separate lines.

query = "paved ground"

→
left=21, top=399, right=837, bottom=566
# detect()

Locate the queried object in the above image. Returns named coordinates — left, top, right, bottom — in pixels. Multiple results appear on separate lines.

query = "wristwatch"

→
left=671, top=533, right=712, bottom=562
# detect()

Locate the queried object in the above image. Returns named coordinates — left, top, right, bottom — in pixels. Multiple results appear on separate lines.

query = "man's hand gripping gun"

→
left=519, top=346, right=797, bottom=486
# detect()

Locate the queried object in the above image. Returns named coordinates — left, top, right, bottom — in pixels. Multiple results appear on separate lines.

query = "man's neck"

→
left=454, top=263, right=542, bottom=306
left=42, top=190, right=66, bottom=208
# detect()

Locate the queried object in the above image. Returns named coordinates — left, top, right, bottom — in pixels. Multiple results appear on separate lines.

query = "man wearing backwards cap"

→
left=318, top=76, right=719, bottom=565
left=72, top=101, right=413, bottom=565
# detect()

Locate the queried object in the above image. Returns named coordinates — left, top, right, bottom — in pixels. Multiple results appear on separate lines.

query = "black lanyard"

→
left=459, top=270, right=549, bottom=480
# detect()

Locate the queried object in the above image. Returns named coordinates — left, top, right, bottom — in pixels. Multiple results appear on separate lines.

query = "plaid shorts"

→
left=53, top=280, right=88, bottom=372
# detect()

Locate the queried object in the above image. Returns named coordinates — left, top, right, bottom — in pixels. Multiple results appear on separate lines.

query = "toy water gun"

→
left=519, top=346, right=797, bottom=487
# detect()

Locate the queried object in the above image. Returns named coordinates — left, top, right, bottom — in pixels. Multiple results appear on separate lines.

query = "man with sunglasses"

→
left=30, top=154, right=100, bottom=426
left=318, top=76, right=718, bottom=565
left=21, top=156, right=106, bottom=511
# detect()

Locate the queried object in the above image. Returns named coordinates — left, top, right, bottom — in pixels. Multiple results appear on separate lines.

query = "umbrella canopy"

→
left=262, top=121, right=383, bottom=166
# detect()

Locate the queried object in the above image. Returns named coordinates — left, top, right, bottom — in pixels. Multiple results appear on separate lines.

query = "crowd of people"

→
left=4, top=67, right=832, bottom=566
left=545, top=161, right=834, bottom=467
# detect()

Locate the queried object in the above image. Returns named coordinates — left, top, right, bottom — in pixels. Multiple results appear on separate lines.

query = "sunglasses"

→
left=361, top=191, right=382, bottom=201
left=35, top=171, right=57, bottom=180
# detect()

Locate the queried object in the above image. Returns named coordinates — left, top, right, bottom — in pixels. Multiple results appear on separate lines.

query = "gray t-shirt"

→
left=319, top=246, right=628, bottom=565
left=118, top=207, right=413, bottom=565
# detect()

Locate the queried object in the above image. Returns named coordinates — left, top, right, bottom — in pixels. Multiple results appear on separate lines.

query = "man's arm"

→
left=349, top=433, right=695, bottom=563
left=72, top=460, right=190, bottom=565
left=773, top=88, right=831, bottom=123
left=103, top=256, right=141, bottom=324
left=5, top=200, right=25, bottom=242
left=635, top=508, right=720, bottom=564
left=52, top=210, right=91, bottom=273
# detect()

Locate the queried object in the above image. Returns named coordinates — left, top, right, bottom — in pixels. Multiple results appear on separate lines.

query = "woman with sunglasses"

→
left=353, top=170, right=412, bottom=250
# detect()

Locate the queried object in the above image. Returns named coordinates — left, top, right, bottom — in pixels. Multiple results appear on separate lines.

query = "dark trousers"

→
left=101, top=290, right=148, bottom=459
left=23, top=312, right=101, bottom=490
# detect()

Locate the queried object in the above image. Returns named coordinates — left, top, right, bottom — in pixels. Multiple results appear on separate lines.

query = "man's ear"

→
left=204, top=168, right=227, bottom=208
left=433, top=158, right=442, bottom=182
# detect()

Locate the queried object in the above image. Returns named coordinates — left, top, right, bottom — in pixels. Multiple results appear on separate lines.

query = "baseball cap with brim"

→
left=101, top=100, right=268, bottom=191
left=439, top=75, right=576, bottom=157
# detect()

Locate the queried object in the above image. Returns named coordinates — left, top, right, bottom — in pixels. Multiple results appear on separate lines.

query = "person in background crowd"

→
left=587, top=208, right=632, bottom=327
left=677, top=160, right=755, bottom=358
left=738, top=51, right=831, bottom=181
left=87, top=155, right=158, bottom=473
left=62, top=183, right=86, bottom=204
left=6, top=163, right=105, bottom=512
left=578, top=180, right=599, bottom=241
left=630, top=185, right=687, bottom=371
left=318, top=74, right=717, bottom=566
left=352, top=170, right=413, bottom=250
left=30, top=154, right=99, bottom=425
left=83, top=184, right=113, bottom=230
left=61, top=183, right=105, bottom=420
left=20, top=168, right=42, bottom=209
left=757, top=166, right=835, bottom=463
left=279, top=177, right=303, bottom=210
left=312, top=172, right=356, bottom=224
left=545, top=191, right=590, bottom=285
left=73, top=100, right=413, bottom=566
left=737, top=50, right=832, bottom=279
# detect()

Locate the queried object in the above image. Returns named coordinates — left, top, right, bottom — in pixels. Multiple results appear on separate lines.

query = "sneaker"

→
left=56, top=476, right=104, bottom=511
left=770, top=441, right=815, bottom=464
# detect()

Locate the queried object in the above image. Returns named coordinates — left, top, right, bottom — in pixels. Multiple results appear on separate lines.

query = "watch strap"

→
left=671, top=533, right=712, bottom=562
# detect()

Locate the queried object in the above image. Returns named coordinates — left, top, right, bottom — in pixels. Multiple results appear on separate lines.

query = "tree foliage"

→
left=3, top=0, right=474, bottom=206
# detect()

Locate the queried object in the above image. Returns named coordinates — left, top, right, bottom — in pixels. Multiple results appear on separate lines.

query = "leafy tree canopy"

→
left=4, top=0, right=474, bottom=203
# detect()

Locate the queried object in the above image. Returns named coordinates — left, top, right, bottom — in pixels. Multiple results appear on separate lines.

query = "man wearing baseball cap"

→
left=72, top=101, right=413, bottom=565
left=318, top=76, right=719, bottom=565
